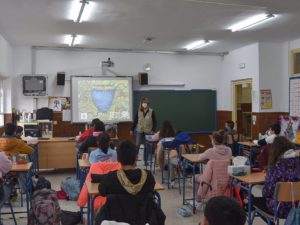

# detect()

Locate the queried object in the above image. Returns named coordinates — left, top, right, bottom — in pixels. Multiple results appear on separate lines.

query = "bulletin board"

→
left=289, top=77, right=300, bottom=117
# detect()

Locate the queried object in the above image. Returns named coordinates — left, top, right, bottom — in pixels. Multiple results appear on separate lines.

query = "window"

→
left=0, top=81, right=4, bottom=126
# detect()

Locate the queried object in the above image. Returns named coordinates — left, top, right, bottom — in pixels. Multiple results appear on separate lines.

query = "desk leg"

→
left=167, top=149, right=170, bottom=189
left=87, top=194, right=91, bottom=225
left=248, top=185, right=254, bottom=225
left=182, top=160, right=186, bottom=205
left=192, top=163, right=196, bottom=214
left=91, top=196, right=97, bottom=225
left=161, top=148, right=164, bottom=184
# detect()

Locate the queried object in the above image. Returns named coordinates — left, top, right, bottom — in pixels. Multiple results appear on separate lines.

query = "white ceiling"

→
left=0, top=0, right=300, bottom=53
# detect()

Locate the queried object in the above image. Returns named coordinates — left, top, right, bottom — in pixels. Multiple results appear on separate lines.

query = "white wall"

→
left=219, top=43, right=260, bottom=112
left=0, top=34, right=13, bottom=113
left=12, top=48, right=222, bottom=111
left=259, top=42, right=289, bottom=112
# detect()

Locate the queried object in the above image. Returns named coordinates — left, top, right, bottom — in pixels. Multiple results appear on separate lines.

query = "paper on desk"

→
left=62, top=109, right=71, bottom=121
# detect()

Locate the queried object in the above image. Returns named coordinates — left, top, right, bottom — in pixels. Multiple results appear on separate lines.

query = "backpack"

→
left=29, top=189, right=62, bottom=225
left=284, top=207, right=300, bottom=225
left=61, top=177, right=80, bottom=201
left=33, top=176, right=51, bottom=191
left=61, top=210, right=82, bottom=225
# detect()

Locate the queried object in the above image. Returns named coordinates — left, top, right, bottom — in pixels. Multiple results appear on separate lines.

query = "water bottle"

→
left=12, top=155, right=17, bottom=164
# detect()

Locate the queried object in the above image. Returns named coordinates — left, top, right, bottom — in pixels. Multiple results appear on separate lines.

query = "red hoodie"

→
left=77, top=128, right=93, bottom=142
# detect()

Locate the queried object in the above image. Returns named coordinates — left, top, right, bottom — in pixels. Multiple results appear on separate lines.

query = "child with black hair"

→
left=201, top=196, right=246, bottom=225
left=88, top=133, right=117, bottom=164
left=15, top=126, right=24, bottom=139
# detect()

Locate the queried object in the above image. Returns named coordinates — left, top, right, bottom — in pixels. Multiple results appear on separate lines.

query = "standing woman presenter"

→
left=130, top=97, right=157, bottom=156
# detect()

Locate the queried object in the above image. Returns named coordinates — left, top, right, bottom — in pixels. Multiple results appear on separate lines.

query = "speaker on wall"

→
left=57, top=72, right=65, bottom=86
left=139, top=73, right=148, bottom=85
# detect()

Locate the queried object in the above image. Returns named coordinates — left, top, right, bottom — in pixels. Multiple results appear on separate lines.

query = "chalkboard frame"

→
left=133, top=89, right=217, bottom=134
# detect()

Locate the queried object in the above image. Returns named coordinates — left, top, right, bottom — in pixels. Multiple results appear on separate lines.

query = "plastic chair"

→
left=251, top=182, right=300, bottom=225
left=0, top=185, right=17, bottom=225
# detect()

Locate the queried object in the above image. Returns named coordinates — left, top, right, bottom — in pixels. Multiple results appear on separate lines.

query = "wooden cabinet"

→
left=37, top=138, right=76, bottom=169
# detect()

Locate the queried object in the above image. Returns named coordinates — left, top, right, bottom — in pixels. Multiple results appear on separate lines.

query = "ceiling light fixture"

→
left=229, top=14, right=276, bottom=32
left=71, top=0, right=94, bottom=23
left=66, top=34, right=81, bottom=47
left=185, top=40, right=211, bottom=50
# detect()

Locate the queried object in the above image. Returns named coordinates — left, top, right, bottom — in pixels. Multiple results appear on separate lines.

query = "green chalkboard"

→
left=133, top=90, right=217, bottom=133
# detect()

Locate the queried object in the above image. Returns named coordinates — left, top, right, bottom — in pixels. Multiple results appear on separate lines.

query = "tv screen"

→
left=22, top=75, right=47, bottom=96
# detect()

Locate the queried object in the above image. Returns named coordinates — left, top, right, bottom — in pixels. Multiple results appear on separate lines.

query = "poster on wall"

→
left=48, top=97, right=71, bottom=112
left=290, top=78, right=300, bottom=117
left=260, top=89, right=272, bottom=109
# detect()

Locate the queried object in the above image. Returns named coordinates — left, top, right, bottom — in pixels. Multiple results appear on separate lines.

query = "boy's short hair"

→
left=94, top=121, right=105, bottom=132
left=91, top=118, right=101, bottom=127
left=204, top=196, right=246, bottom=225
left=271, top=123, right=281, bottom=135
left=117, top=140, right=138, bottom=166
left=4, top=123, right=17, bottom=136
left=16, top=126, right=23, bottom=134
left=226, top=120, right=235, bottom=130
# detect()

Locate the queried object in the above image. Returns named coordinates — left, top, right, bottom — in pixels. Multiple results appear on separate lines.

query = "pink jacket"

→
left=196, top=160, right=230, bottom=201
left=198, top=145, right=232, bottom=162
left=0, top=152, right=12, bottom=178
left=77, top=162, right=121, bottom=209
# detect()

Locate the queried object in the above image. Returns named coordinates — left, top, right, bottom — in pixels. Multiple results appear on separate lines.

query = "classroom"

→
left=0, top=0, right=300, bottom=225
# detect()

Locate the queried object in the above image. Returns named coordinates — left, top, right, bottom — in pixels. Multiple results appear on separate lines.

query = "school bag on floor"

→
left=61, top=177, right=80, bottom=201
left=29, top=188, right=62, bottom=225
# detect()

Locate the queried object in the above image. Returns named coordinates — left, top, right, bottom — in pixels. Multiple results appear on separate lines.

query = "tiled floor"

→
left=2, top=160, right=270, bottom=225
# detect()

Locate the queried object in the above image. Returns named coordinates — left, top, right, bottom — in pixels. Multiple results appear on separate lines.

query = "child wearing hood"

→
left=192, top=130, right=232, bottom=208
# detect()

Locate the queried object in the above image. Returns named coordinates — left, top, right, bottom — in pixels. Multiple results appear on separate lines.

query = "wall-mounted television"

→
left=22, top=75, right=48, bottom=97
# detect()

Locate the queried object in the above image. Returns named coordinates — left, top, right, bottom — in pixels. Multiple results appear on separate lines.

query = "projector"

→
left=102, top=58, right=114, bottom=67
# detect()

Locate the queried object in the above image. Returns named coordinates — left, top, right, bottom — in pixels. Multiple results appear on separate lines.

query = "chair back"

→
left=275, top=182, right=300, bottom=203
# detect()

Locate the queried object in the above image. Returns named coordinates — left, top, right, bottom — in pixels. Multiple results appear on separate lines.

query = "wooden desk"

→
left=11, top=162, right=33, bottom=172
left=78, top=159, right=91, bottom=168
left=85, top=180, right=165, bottom=195
left=182, top=154, right=201, bottom=163
left=230, top=171, right=266, bottom=184
left=238, top=141, right=259, bottom=147
left=85, top=180, right=165, bottom=225
left=182, top=153, right=206, bottom=214
left=230, top=172, right=266, bottom=225
left=38, top=138, right=77, bottom=169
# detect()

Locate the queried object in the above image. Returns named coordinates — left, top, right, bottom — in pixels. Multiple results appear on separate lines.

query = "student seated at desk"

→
left=198, top=130, right=232, bottom=162
left=0, top=123, right=34, bottom=157
left=253, top=136, right=300, bottom=218
left=155, top=120, right=176, bottom=169
left=15, top=126, right=23, bottom=139
left=77, top=118, right=101, bottom=143
left=201, top=196, right=246, bottom=225
left=89, top=133, right=117, bottom=164
left=95, top=140, right=166, bottom=225
left=224, top=120, right=237, bottom=145
left=79, top=120, right=105, bottom=153
left=257, top=123, right=281, bottom=169
left=257, top=123, right=281, bottom=147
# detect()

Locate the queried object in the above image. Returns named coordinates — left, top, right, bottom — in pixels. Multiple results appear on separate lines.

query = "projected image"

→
left=77, top=79, right=131, bottom=122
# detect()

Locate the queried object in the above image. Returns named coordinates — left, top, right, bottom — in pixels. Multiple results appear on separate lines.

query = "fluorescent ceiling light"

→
left=65, top=34, right=82, bottom=47
left=185, top=40, right=211, bottom=50
left=70, top=0, right=95, bottom=23
left=229, top=14, right=276, bottom=32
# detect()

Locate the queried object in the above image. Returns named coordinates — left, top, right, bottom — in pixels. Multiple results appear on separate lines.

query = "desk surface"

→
left=78, top=159, right=91, bottom=168
left=230, top=171, right=266, bottom=184
left=86, top=180, right=165, bottom=195
left=238, top=141, right=259, bottom=147
left=182, top=154, right=203, bottom=163
left=25, top=137, right=76, bottom=144
left=11, top=162, right=33, bottom=172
